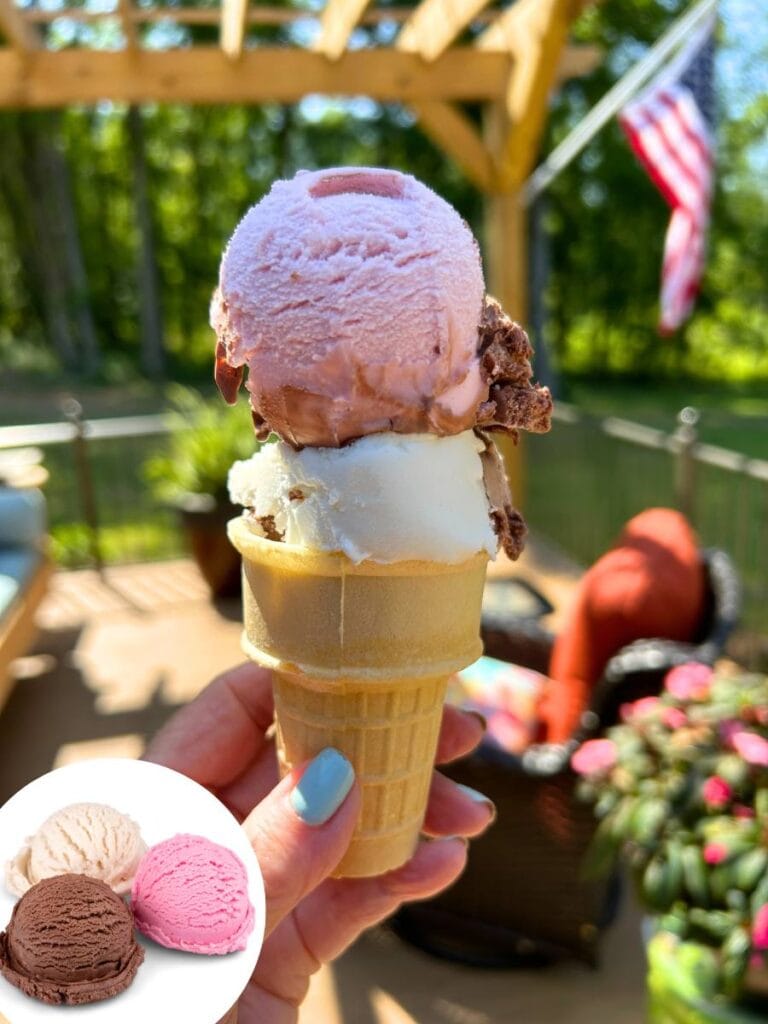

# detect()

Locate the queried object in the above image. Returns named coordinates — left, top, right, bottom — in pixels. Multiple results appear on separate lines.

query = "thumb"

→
left=243, top=748, right=359, bottom=935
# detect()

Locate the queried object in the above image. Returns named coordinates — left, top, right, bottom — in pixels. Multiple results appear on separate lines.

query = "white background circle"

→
left=0, top=759, right=265, bottom=1024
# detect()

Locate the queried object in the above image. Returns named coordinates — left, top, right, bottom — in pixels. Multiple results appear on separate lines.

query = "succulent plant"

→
left=574, top=664, right=768, bottom=1002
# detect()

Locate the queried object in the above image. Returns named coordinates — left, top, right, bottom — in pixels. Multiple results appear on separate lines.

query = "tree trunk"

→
left=3, top=114, right=81, bottom=370
left=126, top=104, right=165, bottom=380
left=37, top=112, right=102, bottom=376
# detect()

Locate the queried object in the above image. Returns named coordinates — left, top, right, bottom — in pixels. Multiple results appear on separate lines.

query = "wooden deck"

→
left=0, top=546, right=647, bottom=1024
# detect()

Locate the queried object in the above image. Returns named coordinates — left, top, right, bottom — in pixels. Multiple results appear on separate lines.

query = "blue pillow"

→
left=0, top=488, right=46, bottom=548
left=0, top=549, right=42, bottom=622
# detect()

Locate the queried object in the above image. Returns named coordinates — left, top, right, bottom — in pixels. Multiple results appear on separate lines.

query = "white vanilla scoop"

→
left=228, top=431, right=499, bottom=564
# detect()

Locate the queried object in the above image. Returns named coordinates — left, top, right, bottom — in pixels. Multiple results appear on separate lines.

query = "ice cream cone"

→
left=228, top=517, right=488, bottom=877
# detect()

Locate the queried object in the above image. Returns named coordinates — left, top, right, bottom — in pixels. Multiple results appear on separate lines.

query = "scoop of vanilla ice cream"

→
left=228, top=431, right=498, bottom=564
left=5, top=803, right=147, bottom=898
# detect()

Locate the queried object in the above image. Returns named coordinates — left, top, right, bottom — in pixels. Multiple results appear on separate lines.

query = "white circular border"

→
left=0, top=759, right=265, bottom=1024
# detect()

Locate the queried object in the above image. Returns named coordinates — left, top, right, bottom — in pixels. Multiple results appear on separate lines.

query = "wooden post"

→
left=484, top=189, right=527, bottom=511
left=483, top=100, right=527, bottom=510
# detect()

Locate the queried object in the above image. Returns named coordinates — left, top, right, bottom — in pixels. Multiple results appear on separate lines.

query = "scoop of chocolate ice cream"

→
left=0, top=874, right=144, bottom=1006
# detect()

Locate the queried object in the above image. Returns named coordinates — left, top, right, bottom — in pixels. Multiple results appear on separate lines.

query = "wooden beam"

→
left=412, top=101, right=496, bottom=192
left=314, top=0, right=372, bottom=61
left=0, top=48, right=509, bottom=107
left=484, top=0, right=577, bottom=188
left=0, top=0, right=41, bottom=51
left=117, top=0, right=138, bottom=51
left=20, top=5, right=564, bottom=28
left=476, top=0, right=539, bottom=52
left=221, top=0, right=249, bottom=60
left=397, top=0, right=491, bottom=62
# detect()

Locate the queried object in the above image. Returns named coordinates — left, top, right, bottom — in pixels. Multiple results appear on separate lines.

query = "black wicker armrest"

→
left=481, top=618, right=555, bottom=674
left=468, top=735, right=577, bottom=779
left=603, top=636, right=705, bottom=682
left=701, top=548, right=742, bottom=650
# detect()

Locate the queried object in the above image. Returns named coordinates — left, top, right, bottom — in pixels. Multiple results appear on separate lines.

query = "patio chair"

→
left=392, top=546, right=741, bottom=967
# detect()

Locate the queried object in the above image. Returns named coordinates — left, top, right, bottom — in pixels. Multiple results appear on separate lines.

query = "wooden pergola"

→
left=0, top=0, right=598, bottom=493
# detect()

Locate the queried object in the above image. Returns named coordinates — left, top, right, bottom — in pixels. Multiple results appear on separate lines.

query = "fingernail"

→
left=457, top=784, right=497, bottom=820
left=290, top=748, right=355, bottom=826
left=461, top=707, right=488, bottom=731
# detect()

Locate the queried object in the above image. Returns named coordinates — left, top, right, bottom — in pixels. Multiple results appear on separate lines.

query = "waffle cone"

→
left=228, top=517, right=488, bottom=877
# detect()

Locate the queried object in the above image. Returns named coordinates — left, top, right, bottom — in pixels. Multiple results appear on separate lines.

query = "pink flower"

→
left=702, top=776, right=733, bottom=809
left=665, top=663, right=714, bottom=701
left=663, top=707, right=688, bottom=730
left=571, top=739, right=618, bottom=776
left=753, top=906, right=768, bottom=951
left=732, top=731, right=768, bottom=767
left=721, top=720, right=742, bottom=745
left=734, top=804, right=756, bottom=819
left=704, top=842, right=728, bottom=865
left=626, top=697, right=661, bottom=720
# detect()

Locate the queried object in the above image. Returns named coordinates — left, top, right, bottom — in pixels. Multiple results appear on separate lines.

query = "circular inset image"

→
left=0, top=759, right=265, bottom=1024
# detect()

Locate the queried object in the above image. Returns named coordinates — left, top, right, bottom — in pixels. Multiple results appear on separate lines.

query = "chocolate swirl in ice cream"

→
left=475, top=296, right=553, bottom=439
left=476, top=431, right=528, bottom=560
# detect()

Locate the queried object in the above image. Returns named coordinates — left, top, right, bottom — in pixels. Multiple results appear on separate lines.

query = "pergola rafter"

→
left=117, top=0, right=138, bottom=51
left=398, top=0, right=491, bottom=62
left=0, top=0, right=40, bottom=51
left=221, top=0, right=249, bottom=59
left=314, top=0, right=373, bottom=61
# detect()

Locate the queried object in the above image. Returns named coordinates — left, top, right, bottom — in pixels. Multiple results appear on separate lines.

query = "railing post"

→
left=674, top=406, right=699, bottom=524
left=62, top=397, right=104, bottom=574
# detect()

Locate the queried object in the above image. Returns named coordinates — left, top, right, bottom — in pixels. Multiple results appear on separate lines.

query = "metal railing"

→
left=0, top=404, right=180, bottom=569
left=1, top=401, right=766, bottom=642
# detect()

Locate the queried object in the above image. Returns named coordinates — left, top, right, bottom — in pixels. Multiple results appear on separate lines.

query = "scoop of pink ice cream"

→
left=211, top=166, right=485, bottom=447
left=131, top=834, right=254, bottom=955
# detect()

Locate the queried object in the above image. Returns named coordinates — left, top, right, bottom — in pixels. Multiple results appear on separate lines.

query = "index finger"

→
left=144, top=662, right=274, bottom=789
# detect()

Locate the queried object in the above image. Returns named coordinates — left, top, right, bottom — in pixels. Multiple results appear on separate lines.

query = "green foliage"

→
left=143, top=385, right=262, bottom=504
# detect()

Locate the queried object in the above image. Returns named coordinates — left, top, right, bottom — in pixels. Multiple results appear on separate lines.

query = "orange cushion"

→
left=539, top=508, right=706, bottom=744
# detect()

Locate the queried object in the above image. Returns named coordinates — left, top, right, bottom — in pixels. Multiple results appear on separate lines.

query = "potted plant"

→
left=573, top=664, right=768, bottom=1022
left=144, top=385, right=265, bottom=598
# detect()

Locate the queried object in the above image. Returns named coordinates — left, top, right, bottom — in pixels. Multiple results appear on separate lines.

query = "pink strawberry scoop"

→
left=211, top=166, right=487, bottom=448
left=131, top=834, right=254, bottom=955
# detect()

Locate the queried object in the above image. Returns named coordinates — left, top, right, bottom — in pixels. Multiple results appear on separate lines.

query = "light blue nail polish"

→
left=457, top=783, right=493, bottom=806
left=290, top=748, right=355, bottom=826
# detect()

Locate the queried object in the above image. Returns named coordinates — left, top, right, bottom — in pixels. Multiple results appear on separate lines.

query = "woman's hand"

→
left=146, top=663, right=494, bottom=1024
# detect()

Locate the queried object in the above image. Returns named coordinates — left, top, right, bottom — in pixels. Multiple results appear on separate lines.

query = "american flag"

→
left=619, top=14, right=716, bottom=334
